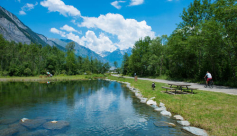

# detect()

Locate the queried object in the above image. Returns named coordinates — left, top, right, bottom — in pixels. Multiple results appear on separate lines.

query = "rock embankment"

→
left=105, top=78, right=209, bottom=136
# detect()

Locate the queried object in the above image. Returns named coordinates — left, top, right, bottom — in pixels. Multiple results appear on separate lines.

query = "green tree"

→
left=114, top=61, right=118, bottom=68
left=66, top=42, right=76, bottom=75
left=121, top=53, right=129, bottom=75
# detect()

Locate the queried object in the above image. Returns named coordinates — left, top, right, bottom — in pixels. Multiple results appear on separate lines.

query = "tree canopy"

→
left=121, top=0, right=237, bottom=86
left=0, top=37, right=110, bottom=76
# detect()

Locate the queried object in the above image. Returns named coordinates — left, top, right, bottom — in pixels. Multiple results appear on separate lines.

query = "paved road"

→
left=112, top=75, right=237, bottom=95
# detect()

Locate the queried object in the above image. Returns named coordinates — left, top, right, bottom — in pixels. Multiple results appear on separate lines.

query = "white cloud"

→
left=25, top=3, right=38, bottom=10
left=60, top=24, right=82, bottom=34
left=111, top=1, right=126, bottom=9
left=78, top=13, right=155, bottom=50
left=129, top=0, right=144, bottom=6
left=50, top=28, right=66, bottom=37
left=50, top=26, right=117, bottom=53
left=82, top=31, right=117, bottom=53
left=19, top=10, right=26, bottom=15
left=19, top=2, right=38, bottom=15
left=40, top=0, right=81, bottom=17
left=66, top=31, right=117, bottom=53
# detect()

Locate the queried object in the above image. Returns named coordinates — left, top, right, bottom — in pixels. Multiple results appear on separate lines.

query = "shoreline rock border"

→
left=105, top=78, right=209, bottom=136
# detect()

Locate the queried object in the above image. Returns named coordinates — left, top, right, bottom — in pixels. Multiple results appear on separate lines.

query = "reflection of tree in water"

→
left=0, top=80, right=110, bottom=107
left=114, top=82, right=118, bottom=89
left=121, top=86, right=131, bottom=100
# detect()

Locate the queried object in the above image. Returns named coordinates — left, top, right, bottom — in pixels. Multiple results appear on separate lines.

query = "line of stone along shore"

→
left=104, top=78, right=209, bottom=136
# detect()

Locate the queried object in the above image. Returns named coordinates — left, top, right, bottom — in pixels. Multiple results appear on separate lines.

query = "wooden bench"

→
left=181, top=87, right=198, bottom=94
left=188, top=88, right=198, bottom=94
left=162, top=86, right=177, bottom=94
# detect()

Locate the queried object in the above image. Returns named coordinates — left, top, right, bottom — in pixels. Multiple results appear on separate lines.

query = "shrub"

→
left=85, top=71, right=92, bottom=75
left=76, top=70, right=82, bottom=75
left=2, top=71, right=9, bottom=76
left=61, top=70, right=67, bottom=75
left=24, top=68, right=32, bottom=76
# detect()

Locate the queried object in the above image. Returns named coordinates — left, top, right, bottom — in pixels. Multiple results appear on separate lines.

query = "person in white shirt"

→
left=204, top=71, right=212, bottom=85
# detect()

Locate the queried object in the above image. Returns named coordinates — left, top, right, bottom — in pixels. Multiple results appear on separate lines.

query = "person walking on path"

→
left=134, top=73, right=137, bottom=81
left=204, top=71, right=212, bottom=85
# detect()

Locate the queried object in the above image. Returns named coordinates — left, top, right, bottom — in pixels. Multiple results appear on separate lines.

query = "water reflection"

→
left=0, top=80, right=188, bottom=136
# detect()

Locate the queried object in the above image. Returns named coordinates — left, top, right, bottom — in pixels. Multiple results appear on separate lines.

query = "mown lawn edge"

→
left=108, top=76, right=237, bottom=136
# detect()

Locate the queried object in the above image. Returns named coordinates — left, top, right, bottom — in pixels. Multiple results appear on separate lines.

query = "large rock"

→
left=43, top=121, right=70, bottom=130
left=159, top=102, right=165, bottom=107
left=0, top=127, right=18, bottom=136
left=182, top=127, right=208, bottom=136
left=140, top=98, right=148, bottom=103
left=146, top=100, right=157, bottom=106
left=154, top=106, right=166, bottom=111
left=150, top=105, right=159, bottom=109
left=173, top=115, right=184, bottom=121
left=135, top=92, right=142, bottom=97
left=9, top=123, right=28, bottom=132
left=20, top=129, right=50, bottom=136
left=20, top=119, right=46, bottom=129
left=154, top=121, right=176, bottom=127
left=0, top=118, right=18, bottom=125
left=149, top=97, right=155, bottom=100
left=177, top=121, right=190, bottom=126
left=160, top=111, right=172, bottom=116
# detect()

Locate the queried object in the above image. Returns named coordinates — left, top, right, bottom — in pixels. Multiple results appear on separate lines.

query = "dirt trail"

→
left=112, top=75, right=237, bottom=95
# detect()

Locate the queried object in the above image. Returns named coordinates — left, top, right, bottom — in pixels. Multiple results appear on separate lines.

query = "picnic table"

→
left=168, top=83, right=191, bottom=91
left=162, top=83, right=198, bottom=94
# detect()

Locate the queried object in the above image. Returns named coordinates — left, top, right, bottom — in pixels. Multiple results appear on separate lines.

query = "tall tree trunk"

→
left=1, top=55, right=3, bottom=71
left=228, top=52, right=236, bottom=85
left=227, top=41, right=237, bottom=85
left=160, top=57, right=163, bottom=76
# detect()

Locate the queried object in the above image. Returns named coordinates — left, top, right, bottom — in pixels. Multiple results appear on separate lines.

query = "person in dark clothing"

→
left=152, top=82, right=156, bottom=90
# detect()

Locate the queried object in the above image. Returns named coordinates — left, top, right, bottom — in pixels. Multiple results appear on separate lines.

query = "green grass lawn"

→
left=108, top=76, right=237, bottom=136
left=0, top=74, right=106, bottom=82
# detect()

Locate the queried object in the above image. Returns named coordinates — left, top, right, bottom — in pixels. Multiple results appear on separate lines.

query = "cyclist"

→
left=204, top=71, right=212, bottom=85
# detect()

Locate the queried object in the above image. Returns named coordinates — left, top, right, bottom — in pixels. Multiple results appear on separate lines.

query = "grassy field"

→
left=108, top=76, right=237, bottom=136
left=0, top=74, right=106, bottom=82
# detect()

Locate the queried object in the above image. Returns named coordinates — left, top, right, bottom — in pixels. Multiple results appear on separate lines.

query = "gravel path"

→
left=112, top=75, right=237, bottom=95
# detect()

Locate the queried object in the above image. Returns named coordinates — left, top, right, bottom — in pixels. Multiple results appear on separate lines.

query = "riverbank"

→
left=0, top=74, right=106, bottom=82
left=113, top=75, right=237, bottom=95
left=107, top=76, right=237, bottom=136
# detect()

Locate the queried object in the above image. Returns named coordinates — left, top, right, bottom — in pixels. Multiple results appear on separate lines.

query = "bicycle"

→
left=204, top=78, right=213, bottom=88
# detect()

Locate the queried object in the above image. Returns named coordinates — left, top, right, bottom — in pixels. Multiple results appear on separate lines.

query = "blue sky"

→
left=0, top=0, right=194, bottom=54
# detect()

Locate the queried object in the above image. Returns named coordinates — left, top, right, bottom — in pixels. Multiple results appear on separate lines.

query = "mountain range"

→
left=0, top=6, right=132, bottom=67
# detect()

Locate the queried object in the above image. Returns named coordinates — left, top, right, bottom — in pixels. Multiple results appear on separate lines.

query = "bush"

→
left=85, top=71, right=92, bottom=75
left=2, top=71, right=9, bottom=76
left=76, top=70, right=82, bottom=75
left=68, top=71, right=73, bottom=75
left=61, top=70, right=67, bottom=75
left=24, top=68, right=32, bottom=76
left=32, top=70, right=38, bottom=76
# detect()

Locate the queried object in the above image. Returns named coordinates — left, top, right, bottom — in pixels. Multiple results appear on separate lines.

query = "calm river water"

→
left=0, top=80, right=189, bottom=136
